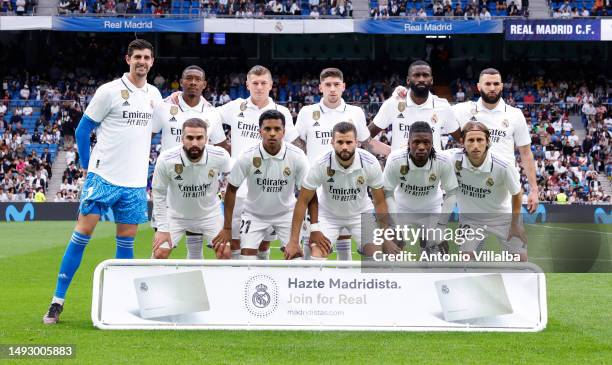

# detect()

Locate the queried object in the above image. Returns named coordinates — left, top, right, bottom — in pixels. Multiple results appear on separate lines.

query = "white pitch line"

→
left=536, top=225, right=612, bottom=236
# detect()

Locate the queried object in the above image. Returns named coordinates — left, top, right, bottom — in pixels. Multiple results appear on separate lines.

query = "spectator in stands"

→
left=417, top=7, right=427, bottom=19
left=22, top=102, right=33, bottom=117
left=496, top=0, right=506, bottom=12
left=289, top=0, right=301, bottom=15
left=523, top=90, right=536, bottom=104
left=20, top=85, right=30, bottom=100
left=433, top=1, right=444, bottom=15
left=507, top=1, right=519, bottom=15
left=0, top=102, right=6, bottom=116
left=453, top=3, right=463, bottom=15
left=34, top=187, right=46, bottom=202
left=480, top=7, right=491, bottom=19
left=15, top=0, right=26, bottom=15
left=310, top=5, right=320, bottom=17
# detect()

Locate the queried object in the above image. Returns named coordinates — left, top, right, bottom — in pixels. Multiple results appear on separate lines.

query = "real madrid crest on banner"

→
left=283, top=166, right=291, bottom=177
left=208, top=169, right=215, bottom=178
left=357, top=176, right=365, bottom=185
left=431, top=113, right=438, bottom=124
left=313, top=111, right=320, bottom=121
left=121, top=90, right=130, bottom=106
left=174, top=164, right=183, bottom=174
left=455, top=160, right=462, bottom=171
left=486, top=177, right=494, bottom=187
left=398, top=102, right=406, bottom=112
left=502, top=119, right=509, bottom=128
left=327, top=167, right=335, bottom=177
left=253, top=157, right=262, bottom=168
left=240, top=102, right=247, bottom=111
left=429, top=173, right=437, bottom=183
left=400, top=165, right=409, bottom=175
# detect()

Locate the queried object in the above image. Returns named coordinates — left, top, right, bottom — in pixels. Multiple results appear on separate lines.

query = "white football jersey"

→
left=217, top=97, right=298, bottom=158
left=295, top=99, right=370, bottom=160
left=302, top=148, right=383, bottom=220
left=383, top=149, right=458, bottom=213
left=227, top=142, right=308, bottom=218
left=152, top=145, right=230, bottom=231
left=452, top=98, right=531, bottom=162
left=449, top=148, right=521, bottom=218
left=152, top=93, right=226, bottom=151
left=84, top=73, right=162, bottom=187
left=373, top=93, right=458, bottom=151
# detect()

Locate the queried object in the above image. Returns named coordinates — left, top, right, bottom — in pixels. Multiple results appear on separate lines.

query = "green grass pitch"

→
left=0, top=221, right=611, bottom=364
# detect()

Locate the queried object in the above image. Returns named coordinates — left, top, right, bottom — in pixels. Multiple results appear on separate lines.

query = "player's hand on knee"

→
left=382, top=240, right=402, bottom=254
left=152, top=231, right=172, bottom=251
left=507, top=222, right=528, bottom=245
left=309, top=231, right=332, bottom=255
left=212, top=228, right=232, bottom=248
left=284, top=240, right=303, bottom=260
left=392, top=86, right=408, bottom=100
left=214, top=241, right=231, bottom=259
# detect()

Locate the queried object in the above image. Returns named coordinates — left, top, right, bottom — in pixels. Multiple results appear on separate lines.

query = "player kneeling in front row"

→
left=383, top=121, right=458, bottom=254
left=285, top=122, right=398, bottom=260
left=151, top=118, right=231, bottom=259
left=451, top=121, right=528, bottom=261
left=212, top=110, right=309, bottom=259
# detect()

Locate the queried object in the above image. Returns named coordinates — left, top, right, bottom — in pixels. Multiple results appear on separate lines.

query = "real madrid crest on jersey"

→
left=429, top=173, right=437, bottom=183
left=398, top=101, right=406, bottom=112
left=486, top=177, right=494, bottom=187
left=208, top=169, right=215, bottom=178
left=455, top=160, right=462, bottom=172
left=327, top=167, right=335, bottom=177
left=400, top=165, right=409, bottom=175
left=240, top=102, right=247, bottom=111
left=431, top=113, right=438, bottom=124
left=253, top=157, right=262, bottom=168
left=502, top=119, right=509, bottom=128
left=283, top=166, right=291, bottom=177
left=357, top=176, right=365, bottom=185
left=121, top=90, right=130, bottom=106
left=313, top=110, right=320, bottom=121
left=174, top=164, right=183, bottom=174
left=169, top=105, right=178, bottom=122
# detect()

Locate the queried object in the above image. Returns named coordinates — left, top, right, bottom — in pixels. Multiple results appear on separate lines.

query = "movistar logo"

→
left=5, top=203, right=35, bottom=222
left=594, top=208, right=611, bottom=224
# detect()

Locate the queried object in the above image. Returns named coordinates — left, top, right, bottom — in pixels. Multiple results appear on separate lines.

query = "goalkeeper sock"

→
left=53, top=231, right=91, bottom=300
left=257, top=249, right=270, bottom=260
left=115, top=236, right=134, bottom=259
left=336, top=238, right=352, bottom=261
left=302, top=236, right=311, bottom=260
left=186, top=234, right=204, bottom=259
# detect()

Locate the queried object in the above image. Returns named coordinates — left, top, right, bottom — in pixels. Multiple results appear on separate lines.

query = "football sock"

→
left=186, top=234, right=204, bottom=259
left=336, top=238, right=352, bottom=261
left=115, top=236, right=134, bottom=259
left=53, top=231, right=91, bottom=300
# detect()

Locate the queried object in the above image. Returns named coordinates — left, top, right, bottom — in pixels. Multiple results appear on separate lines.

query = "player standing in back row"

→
left=43, top=39, right=162, bottom=324
left=452, top=68, right=538, bottom=213
left=216, top=65, right=300, bottom=260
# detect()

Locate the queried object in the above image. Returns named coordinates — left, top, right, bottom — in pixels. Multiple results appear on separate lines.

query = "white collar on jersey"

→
left=476, top=97, right=507, bottom=113
left=121, top=73, right=149, bottom=93
left=246, top=96, right=276, bottom=110
left=462, top=149, right=493, bottom=173
left=178, top=92, right=210, bottom=113
left=406, top=91, right=435, bottom=109
left=179, top=145, right=208, bottom=166
left=408, top=153, right=433, bottom=170
left=258, top=141, right=287, bottom=160
left=330, top=149, right=363, bottom=174
left=319, top=98, right=347, bottom=113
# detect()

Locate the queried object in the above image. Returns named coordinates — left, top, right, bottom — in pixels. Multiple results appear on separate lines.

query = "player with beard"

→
left=284, top=122, right=396, bottom=260
left=452, top=68, right=538, bottom=213
left=151, top=118, right=231, bottom=259
left=370, top=60, right=461, bottom=151
left=383, top=121, right=458, bottom=253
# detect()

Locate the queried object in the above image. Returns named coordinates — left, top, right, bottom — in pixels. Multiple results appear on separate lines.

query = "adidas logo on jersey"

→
left=397, top=113, right=404, bottom=118
left=254, top=169, right=262, bottom=174
left=399, top=176, right=406, bottom=181
left=238, top=112, right=244, bottom=118
left=327, top=177, right=334, bottom=183
left=313, top=121, right=320, bottom=127
left=174, top=175, right=183, bottom=180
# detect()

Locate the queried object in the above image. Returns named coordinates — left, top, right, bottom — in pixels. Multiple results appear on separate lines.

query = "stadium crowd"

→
left=54, top=0, right=353, bottom=17
left=369, top=0, right=529, bottom=18
left=1, top=59, right=610, bottom=204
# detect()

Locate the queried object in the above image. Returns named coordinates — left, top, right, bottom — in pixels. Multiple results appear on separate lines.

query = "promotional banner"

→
left=92, top=260, right=547, bottom=331
left=504, top=19, right=601, bottom=41
left=354, top=19, right=503, bottom=34
left=203, top=18, right=354, bottom=34
left=0, top=16, right=52, bottom=30
left=602, top=19, right=612, bottom=41
left=52, top=17, right=204, bottom=32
